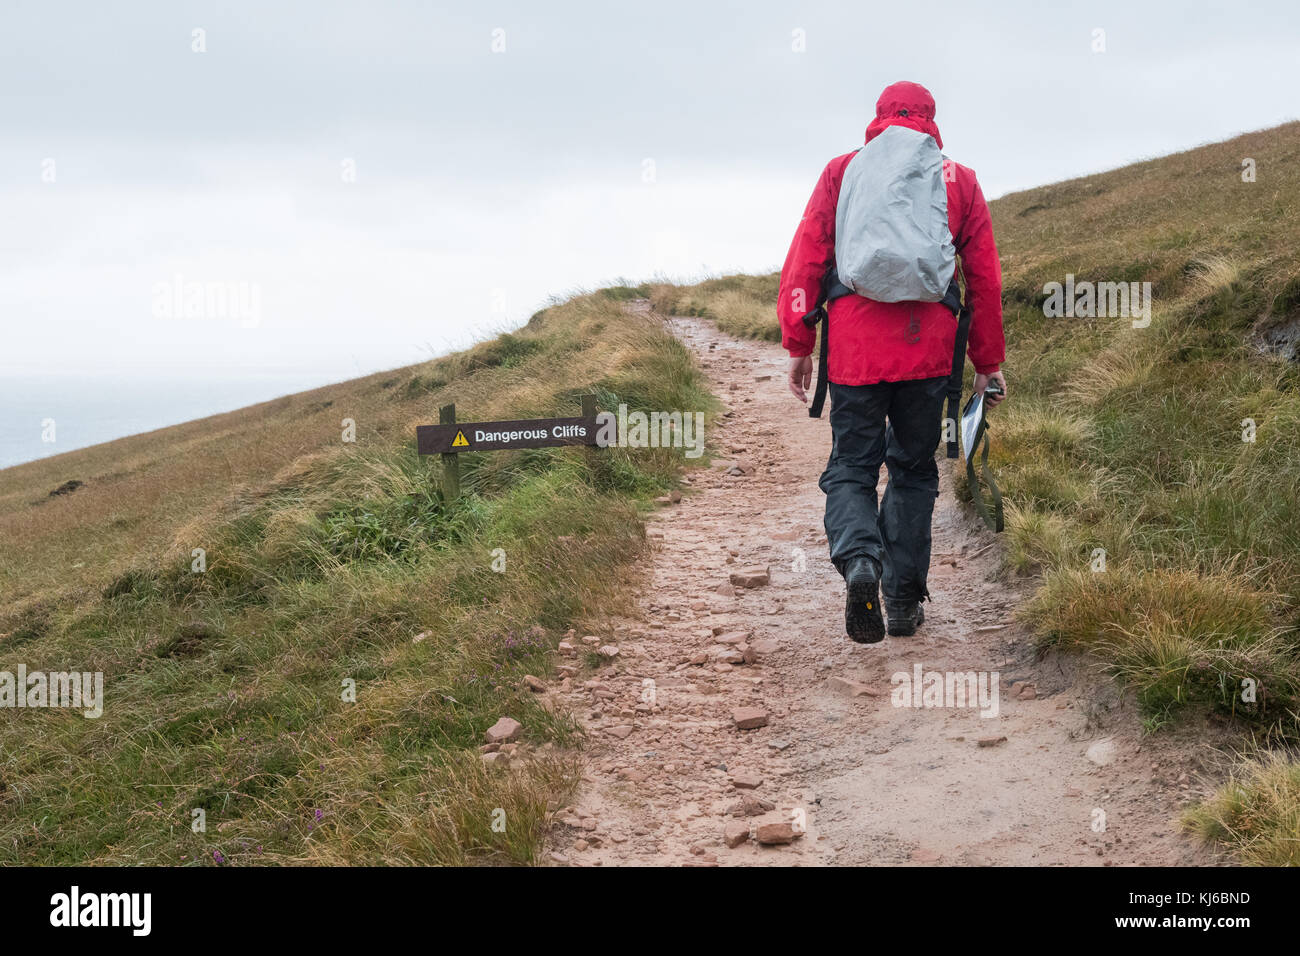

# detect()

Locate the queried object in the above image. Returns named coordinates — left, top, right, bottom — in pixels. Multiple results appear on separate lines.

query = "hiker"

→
left=778, top=80, right=1007, bottom=644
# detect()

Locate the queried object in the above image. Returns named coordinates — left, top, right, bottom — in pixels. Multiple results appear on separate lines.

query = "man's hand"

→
left=788, top=355, right=813, bottom=403
left=973, top=369, right=1007, bottom=409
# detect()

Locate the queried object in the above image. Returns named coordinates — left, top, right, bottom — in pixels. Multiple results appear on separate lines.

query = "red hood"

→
left=864, top=80, right=942, bottom=150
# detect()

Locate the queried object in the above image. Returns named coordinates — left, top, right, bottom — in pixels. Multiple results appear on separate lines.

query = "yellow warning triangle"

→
left=451, top=430, right=470, bottom=448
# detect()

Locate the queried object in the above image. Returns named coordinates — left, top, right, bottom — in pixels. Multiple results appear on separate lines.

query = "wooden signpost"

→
left=418, top=395, right=600, bottom=501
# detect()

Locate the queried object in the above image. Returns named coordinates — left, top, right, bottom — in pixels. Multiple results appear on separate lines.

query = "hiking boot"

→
left=885, top=599, right=925, bottom=637
left=844, top=557, right=885, bottom=644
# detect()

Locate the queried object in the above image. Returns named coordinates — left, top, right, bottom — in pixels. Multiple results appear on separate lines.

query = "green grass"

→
left=0, top=290, right=717, bottom=864
left=1183, top=752, right=1300, bottom=865
left=650, top=274, right=783, bottom=342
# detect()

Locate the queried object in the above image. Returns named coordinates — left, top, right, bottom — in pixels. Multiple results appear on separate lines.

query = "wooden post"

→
left=581, top=394, right=599, bottom=475
left=439, top=402, right=460, bottom=502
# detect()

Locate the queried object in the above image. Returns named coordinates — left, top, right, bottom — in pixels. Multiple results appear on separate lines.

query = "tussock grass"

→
left=1063, top=342, right=1153, bottom=407
left=0, top=290, right=716, bottom=864
left=1003, top=503, right=1086, bottom=576
left=1022, top=567, right=1296, bottom=719
left=1184, top=751, right=1300, bottom=866
left=1187, top=254, right=1244, bottom=298
left=649, top=275, right=781, bottom=342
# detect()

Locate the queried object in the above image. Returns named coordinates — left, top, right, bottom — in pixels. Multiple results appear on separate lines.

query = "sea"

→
left=0, top=371, right=339, bottom=471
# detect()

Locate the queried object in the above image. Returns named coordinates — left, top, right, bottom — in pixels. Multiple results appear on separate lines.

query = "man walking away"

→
left=779, top=81, right=1007, bottom=644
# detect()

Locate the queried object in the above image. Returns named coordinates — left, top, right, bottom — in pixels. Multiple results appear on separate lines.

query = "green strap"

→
left=965, top=421, right=1004, bottom=532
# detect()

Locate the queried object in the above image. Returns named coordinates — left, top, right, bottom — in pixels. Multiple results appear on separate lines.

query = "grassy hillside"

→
left=0, top=287, right=714, bottom=864
left=651, top=121, right=1300, bottom=863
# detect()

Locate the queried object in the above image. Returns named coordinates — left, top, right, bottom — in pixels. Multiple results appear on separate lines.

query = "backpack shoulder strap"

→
left=803, top=271, right=853, bottom=419
left=944, top=276, right=969, bottom=459
left=803, top=306, right=829, bottom=418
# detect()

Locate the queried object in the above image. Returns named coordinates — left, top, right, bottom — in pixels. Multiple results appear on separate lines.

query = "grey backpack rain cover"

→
left=834, top=124, right=956, bottom=303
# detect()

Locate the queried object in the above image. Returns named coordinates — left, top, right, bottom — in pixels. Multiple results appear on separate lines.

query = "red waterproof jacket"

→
left=778, top=82, right=1005, bottom=385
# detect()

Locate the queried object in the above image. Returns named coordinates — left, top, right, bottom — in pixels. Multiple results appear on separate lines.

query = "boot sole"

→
left=846, top=578, right=885, bottom=644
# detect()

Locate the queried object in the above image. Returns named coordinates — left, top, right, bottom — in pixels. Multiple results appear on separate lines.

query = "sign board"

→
left=417, top=416, right=600, bottom=455
left=418, top=396, right=601, bottom=501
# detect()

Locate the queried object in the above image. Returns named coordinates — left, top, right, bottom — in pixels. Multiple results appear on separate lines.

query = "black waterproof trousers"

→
left=818, top=376, right=948, bottom=603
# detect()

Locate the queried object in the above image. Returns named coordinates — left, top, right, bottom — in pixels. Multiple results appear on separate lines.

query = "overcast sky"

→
left=2, top=0, right=1297, bottom=382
